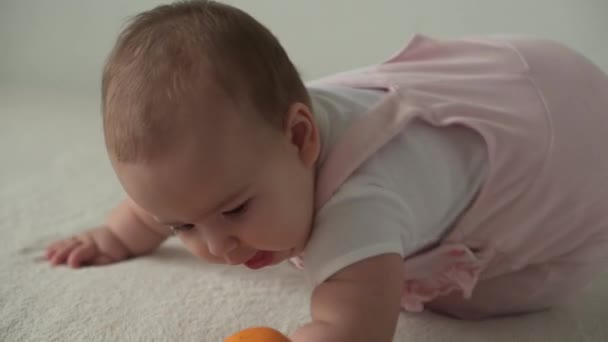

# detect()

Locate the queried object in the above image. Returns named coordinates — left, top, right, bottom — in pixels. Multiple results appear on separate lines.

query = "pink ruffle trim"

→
left=400, top=244, right=488, bottom=312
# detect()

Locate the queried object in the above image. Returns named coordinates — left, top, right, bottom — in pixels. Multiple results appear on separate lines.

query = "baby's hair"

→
left=102, top=0, right=310, bottom=162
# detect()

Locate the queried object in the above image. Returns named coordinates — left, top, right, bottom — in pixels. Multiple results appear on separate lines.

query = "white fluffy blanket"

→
left=2, top=87, right=607, bottom=341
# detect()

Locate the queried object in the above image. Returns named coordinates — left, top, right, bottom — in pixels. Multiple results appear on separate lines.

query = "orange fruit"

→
left=224, top=327, right=290, bottom=342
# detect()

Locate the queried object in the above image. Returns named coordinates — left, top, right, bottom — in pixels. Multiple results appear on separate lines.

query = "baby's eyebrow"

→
left=151, top=186, right=248, bottom=226
left=152, top=216, right=185, bottom=227
left=206, top=186, right=248, bottom=215
left=159, top=220, right=187, bottom=226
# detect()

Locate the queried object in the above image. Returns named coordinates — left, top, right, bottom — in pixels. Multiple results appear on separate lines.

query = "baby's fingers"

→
left=91, top=255, right=114, bottom=266
left=67, top=244, right=97, bottom=268
left=46, top=240, right=70, bottom=259
left=49, top=239, right=80, bottom=266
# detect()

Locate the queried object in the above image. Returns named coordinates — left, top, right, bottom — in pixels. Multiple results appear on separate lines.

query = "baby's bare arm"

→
left=106, top=198, right=171, bottom=256
left=46, top=198, right=171, bottom=267
left=290, top=254, right=404, bottom=342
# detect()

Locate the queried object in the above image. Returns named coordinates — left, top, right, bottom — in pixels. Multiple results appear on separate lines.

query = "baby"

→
left=46, top=1, right=608, bottom=341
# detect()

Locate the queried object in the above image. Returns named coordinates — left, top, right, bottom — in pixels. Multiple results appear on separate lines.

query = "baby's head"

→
left=102, top=0, right=320, bottom=267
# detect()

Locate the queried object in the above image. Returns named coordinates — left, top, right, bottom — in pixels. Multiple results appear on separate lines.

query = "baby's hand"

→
left=45, top=226, right=132, bottom=268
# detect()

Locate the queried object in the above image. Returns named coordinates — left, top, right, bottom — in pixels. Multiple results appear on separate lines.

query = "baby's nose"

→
left=207, top=236, right=238, bottom=258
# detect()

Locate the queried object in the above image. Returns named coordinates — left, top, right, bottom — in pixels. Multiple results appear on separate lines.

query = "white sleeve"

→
left=301, top=182, right=414, bottom=286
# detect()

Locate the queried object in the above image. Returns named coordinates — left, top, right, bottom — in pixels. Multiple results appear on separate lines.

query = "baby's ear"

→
left=284, top=102, right=320, bottom=168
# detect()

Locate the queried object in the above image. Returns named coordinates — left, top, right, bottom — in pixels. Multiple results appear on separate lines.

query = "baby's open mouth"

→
left=244, top=250, right=274, bottom=269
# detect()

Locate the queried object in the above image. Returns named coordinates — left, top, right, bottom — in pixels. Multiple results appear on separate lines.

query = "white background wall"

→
left=1, top=0, right=607, bottom=95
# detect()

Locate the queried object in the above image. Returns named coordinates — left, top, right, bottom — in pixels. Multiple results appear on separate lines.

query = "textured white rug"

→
left=2, top=87, right=608, bottom=341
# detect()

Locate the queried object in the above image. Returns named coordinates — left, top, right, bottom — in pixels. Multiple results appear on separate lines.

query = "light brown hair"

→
left=102, top=0, right=310, bottom=162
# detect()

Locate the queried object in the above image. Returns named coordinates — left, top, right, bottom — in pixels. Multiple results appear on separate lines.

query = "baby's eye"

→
left=170, top=223, right=195, bottom=234
left=222, top=200, right=250, bottom=217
